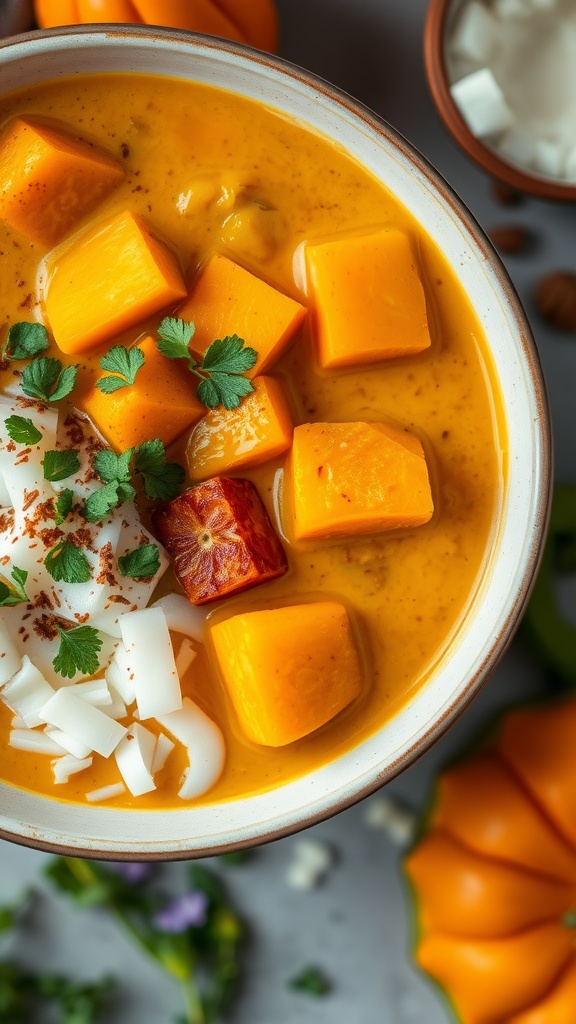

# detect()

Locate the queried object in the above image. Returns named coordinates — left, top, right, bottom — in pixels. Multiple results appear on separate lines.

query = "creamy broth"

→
left=0, top=74, right=504, bottom=807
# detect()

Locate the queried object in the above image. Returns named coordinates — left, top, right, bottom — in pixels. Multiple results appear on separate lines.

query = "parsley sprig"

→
left=42, top=449, right=80, bottom=483
left=96, top=345, right=145, bottom=394
left=84, top=440, right=184, bottom=523
left=157, top=317, right=257, bottom=410
left=45, top=539, right=91, bottom=585
left=2, top=321, right=49, bottom=361
left=53, top=625, right=103, bottom=679
left=0, top=566, right=29, bottom=607
left=4, top=415, right=42, bottom=446
left=21, top=357, right=77, bottom=403
left=54, top=489, right=75, bottom=526
left=118, top=543, right=161, bottom=579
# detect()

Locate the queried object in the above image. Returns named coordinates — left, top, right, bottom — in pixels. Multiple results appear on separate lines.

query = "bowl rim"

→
left=423, top=0, right=576, bottom=201
left=0, top=23, right=552, bottom=860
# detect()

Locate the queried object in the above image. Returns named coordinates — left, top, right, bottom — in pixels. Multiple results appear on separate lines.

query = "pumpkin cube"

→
left=177, top=254, right=307, bottom=376
left=210, top=601, right=362, bottom=747
left=186, top=375, right=293, bottom=481
left=305, top=228, right=431, bottom=368
left=152, top=476, right=287, bottom=605
left=0, top=116, right=124, bottom=247
left=80, top=335, right=204, bottom=451
left=289, top=421, right=433, bottom=540
left=44, top=210, right=187, bottom=355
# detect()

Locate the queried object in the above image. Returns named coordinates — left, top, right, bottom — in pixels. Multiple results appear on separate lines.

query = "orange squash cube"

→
left=0, top=116, right=124, bottom=247
left=210, top=601, right=362, bottom=746
left=44, top=210, right=187, bottom=355
left=80, top=335, right=204, bottom=451
left=186, top=375, right=293, bottom=481
left=177, top=254, right=307, bottom=376
left=305, top=228, right=431, bottom=368
left=289, top=421, right=433, bottom=540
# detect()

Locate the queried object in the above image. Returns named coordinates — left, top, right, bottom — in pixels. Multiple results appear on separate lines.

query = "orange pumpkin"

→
left=405, top=701, right=576, bottom=1024
left=33, top=0, right=279, bottom=53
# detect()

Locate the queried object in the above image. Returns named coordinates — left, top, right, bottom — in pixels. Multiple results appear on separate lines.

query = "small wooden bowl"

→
left=424, top=0, right=576, bottom=200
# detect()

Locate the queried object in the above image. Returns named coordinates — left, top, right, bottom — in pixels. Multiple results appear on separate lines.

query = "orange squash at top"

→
left=405, top=700, right=576, bottom=1024
left=33, top=0, right=279, bottom=53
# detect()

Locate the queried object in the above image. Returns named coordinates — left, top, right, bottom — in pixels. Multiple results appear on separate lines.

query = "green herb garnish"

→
left=44, top=539, right=92, bottom=584
left=42, top=449, right=80, bottom=483
left=53, top=625, right=103, bottom=679
left=21, top=357, right=77, bottom=403
left=54, top=488, right=75, bottom=526
left=0, top=566, right=29, bottom=607
left=3, top=321, right=49, bottom=361
left=83, top=440, right=183, bottom=523
left=118, top=543, right=161, bottom=579
left=289, top=965, right=331, bottom=997
left=96, top=345, right=145, bottom=394
left=157, top=317, right=257, bottom=410
left=133, top=438, right=185, bottom=501
left=4, top=415, right=42, bottom=445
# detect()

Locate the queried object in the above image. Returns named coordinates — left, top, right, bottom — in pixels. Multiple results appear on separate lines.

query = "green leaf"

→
left=21, top=357, right=77, bottom=403
left=3, top=415, right=42, bottom=445
left=118, top=543, right=161, bottom=579
left=196, top=377, right=220, bottom=409
left=3, top=321, right=49, bottom=361
left=50, top=364, right=78, bottom=402
left=204, top=371, right=254, bottom=410
left=289, top=966, right=331, bottom=997
left=55, top=488, right=75, bottom=526
left=157, top=316, right=196, bottom=364
left=134, top=439, right=185, bottom=502
left=45, top=539, right=92, bottom=584
left=93, top=447, right=133, bottom=484
left=201, top=335, right=257, bottom=375
left=53, top=625, right=103, bottom=679
left=42, top=449, right=81, bottom=482
left=116, top=481, right=136, bottom=504
left=83, top=482, right=122, bottom=524
left=0, top=566, right=29, bottom=607
left=96, top=345, right=145, bottom=394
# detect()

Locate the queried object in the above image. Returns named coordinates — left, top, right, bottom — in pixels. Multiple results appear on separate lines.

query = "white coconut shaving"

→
left=115, top=723, right=157, bottom=796
left=39, top=687, right=126, bottom=757
left=52, top=753, right=93, bottom=785
left=152, top=594, right=208, bottom=643
left=157, top=697, right=225, bottom=800
left=120, top=607, right=182, bottom=720
left=85, top=781, right=125, bottom=803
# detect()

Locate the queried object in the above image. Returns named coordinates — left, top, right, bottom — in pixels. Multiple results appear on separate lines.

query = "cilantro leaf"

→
left=42, top=449, right=80, bottom=482
left=4, top=415, right=42, bottom=445
left=201, top=335, right=258, bottom=375
left=53, top=625, right=103, bottom=679
left=289, top=966, right=331, bottom=997
left=96, top=345, right=145, bottom=394
left=93, top=447, right=133, bottom=484
left=198, top=371, right=254, bottom=410
left=45, top=539, right=92, bottom=584
left=83, top=482, right=122, bottom=524
left=134, top=439, right=185, bottom=502
left=3, top=321, right=49, bottom=361
left=118, top=543, right=161, bottom=579
left=21, top=357, right=78, bottom=403
left=0, top=566, right=29, bottom=607
left=157, top=316, right=196, bottom=367
left=55, top=489, right=74, bottom=526
left=116, top=481, right=136, bottom=503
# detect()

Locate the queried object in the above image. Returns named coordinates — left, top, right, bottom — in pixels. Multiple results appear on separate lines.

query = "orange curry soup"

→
left=0, top=73, right=505, bottom=807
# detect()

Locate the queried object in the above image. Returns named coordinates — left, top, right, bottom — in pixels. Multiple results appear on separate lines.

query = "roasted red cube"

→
left=152, top=477, right=288, bottom=605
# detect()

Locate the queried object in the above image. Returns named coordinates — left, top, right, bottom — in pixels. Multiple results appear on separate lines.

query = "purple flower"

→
left=111, top=862, right=153, bottom=884
left=153, top=890, right=209, bottom=933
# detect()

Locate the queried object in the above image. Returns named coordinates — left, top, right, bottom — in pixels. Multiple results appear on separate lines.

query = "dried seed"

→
left=535, top=271, right=576, bottom=331
left=488, top=224, right=532, bottom=254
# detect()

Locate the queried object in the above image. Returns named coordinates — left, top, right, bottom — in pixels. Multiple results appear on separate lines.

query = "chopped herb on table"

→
left=289, top=964, right=331, bottom=996
left=157, top=317, right=257, bottom=410
left=46, top=857, right=245, bottom=1024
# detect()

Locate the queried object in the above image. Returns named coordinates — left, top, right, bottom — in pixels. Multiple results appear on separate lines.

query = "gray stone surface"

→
left=1, top=0, right=573, bottom=1021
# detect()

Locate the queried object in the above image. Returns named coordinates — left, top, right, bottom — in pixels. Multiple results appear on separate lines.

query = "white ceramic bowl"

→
left=0, top=26, right=551, bottom=859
